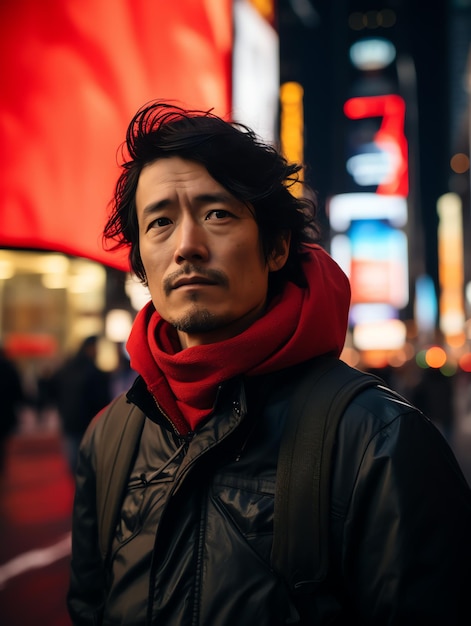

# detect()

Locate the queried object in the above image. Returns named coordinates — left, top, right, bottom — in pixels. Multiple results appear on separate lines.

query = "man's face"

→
left=135, top=157, right=289, bottom=348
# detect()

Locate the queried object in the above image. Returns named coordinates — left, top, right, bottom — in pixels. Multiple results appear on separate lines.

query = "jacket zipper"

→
left=146, top=384, right=246, bottom=625
left=153, top=395, right=195, bottom=444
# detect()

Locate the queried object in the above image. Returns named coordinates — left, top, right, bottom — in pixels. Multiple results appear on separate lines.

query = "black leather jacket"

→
left=68, top=366, right=471, bottom=625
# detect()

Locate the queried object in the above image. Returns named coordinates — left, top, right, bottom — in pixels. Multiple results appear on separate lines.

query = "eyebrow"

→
left=141, top=192, right=236, bottom=218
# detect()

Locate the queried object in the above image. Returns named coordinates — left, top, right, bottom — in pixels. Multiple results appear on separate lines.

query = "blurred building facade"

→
left=0, top=0, right=470, bottom=388
left=279, top=0, right=471, bottom=375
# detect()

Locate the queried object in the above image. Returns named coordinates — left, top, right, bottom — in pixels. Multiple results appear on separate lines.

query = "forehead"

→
left=136, top=157, right=225, bottom=196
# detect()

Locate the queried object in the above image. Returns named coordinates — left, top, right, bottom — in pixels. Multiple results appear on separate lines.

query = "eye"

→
left=146, top=216, right=172, bottom=231
left=205, top=209, right=233, bottom=221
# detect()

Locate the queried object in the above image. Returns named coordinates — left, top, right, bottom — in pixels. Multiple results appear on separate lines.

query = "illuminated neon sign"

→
left=343, top=94, right=408, bottom=197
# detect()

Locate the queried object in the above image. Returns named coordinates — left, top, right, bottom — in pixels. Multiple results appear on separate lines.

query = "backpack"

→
left=95, top=356, right=381, bottom=594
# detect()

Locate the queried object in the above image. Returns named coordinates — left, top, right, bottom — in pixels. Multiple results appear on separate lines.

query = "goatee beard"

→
left=172, top=308, right=217, bottom=334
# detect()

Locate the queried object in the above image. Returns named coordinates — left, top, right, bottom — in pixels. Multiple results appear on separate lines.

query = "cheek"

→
left=140, top=253, right=165, bottom=294
left=231, top=228, right=265, bottom=263
left=245, top=271, right=269, bottom=297
left=232, top=239, right=267, bottom=275
left=231, top=250, right=269, bottom=295
left=140, top=239, right=167, bottom=273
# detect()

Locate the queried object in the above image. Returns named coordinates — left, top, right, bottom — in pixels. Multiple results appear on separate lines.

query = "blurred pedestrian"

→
left=0, top=346, right=24, bottom=472
left=109, top=344, right=137, bottom=398
left=35, top=361, right=59, bottom=428
left=52, top=336, right=111, bottom=473
left=411, top=366, right=455, bottom=441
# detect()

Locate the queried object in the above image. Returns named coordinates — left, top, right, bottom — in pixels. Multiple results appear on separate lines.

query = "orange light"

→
left=340, top=346, right=361, bottom=367
left=446, top=332, right=466, bottom=348
left=248, top=0, right=276, bottom=24
left=280, top=81, right=304, bottom=197
left=450, top=153, right=470, bottom=174
left=425, top=346, right=447, bottom=369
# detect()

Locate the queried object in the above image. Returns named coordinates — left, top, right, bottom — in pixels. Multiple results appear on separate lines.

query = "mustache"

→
left=163, top=264, right=229, bottom=295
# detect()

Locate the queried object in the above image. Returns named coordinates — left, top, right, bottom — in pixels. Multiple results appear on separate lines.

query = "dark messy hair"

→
left=103, top=100, right=320, bottom=290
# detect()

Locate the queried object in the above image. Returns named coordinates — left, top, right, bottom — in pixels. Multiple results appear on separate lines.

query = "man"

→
left=0, top=346, right=24, bottom=471
left=52, top=335, right=111, bottom=473
left=68, top=101, right=471, bottom=625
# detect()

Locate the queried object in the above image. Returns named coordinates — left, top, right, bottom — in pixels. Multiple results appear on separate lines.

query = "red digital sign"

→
left=343, top=94, right=408, bottom=197
left=0, top=0, right=233, bottom=271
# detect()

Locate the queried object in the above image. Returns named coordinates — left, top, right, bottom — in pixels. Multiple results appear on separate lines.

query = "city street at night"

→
left=0, top=0, right=470, bottom=624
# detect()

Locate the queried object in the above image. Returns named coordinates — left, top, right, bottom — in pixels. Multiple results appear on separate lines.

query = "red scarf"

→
left=126, top=244, right=350, bottom=434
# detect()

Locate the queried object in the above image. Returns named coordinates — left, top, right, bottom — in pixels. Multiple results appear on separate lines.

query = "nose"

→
left=173, top=215, right=209, bottom=264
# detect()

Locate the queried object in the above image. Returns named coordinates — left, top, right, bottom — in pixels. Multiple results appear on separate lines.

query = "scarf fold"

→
left=126, top=244, right=350, bottom=433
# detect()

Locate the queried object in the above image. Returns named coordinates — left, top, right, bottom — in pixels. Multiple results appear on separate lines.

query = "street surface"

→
left=0, top=410, right=74, bottom=626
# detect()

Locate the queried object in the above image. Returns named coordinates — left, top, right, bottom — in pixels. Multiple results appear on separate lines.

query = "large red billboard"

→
left=0, top=0, right=232, bottom=271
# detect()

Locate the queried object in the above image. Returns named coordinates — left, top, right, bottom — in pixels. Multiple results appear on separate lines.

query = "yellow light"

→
left=0, top=259, right=14, bottom=280
left=280, top=81, right=304, bottom=197
left=105, top=309, right=133, bottom=343
left=353, top=319, right=406, bottom=351
left=42, top=273, right=68, bottom=289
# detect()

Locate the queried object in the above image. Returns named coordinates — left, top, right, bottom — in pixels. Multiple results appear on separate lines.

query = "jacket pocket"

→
left=211, top=473, right=276, bottom=564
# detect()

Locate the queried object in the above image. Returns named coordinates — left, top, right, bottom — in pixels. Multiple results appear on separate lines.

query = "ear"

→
left=267, top=232, right=291, bottom=272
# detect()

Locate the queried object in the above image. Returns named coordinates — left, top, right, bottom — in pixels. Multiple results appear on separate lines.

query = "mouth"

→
left=171, top=276, right=218, bottom=290
left=164, top=265, right=229, bottom=296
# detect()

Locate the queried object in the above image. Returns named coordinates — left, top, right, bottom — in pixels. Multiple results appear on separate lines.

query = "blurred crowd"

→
left=1, top=341, right=470, bottom=475
left=0, top=337, right=137, bottom=474
left=366, top=359, right=471, bottom=444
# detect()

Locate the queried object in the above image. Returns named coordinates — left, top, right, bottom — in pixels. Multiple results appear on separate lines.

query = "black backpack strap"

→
left=95, top=393, right=146, bottom=562
left=271, top=356, right=381, bottom=593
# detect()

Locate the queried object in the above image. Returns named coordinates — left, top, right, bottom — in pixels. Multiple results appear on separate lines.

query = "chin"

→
left=172, top=308, right=219, bottom=334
